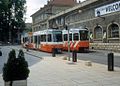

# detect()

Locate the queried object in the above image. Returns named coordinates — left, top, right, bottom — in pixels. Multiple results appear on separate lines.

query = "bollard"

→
left=72, top=50, right=77, bottom=62
left=0, top=50, right=2, bottom=56
left=52, top=48, right=56, bottom=57
left=108, top=53, right=114, bottom=71
left=26, top=48, right=29, bottom=52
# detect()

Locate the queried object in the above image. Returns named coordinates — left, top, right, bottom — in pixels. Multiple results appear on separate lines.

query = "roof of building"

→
left=48, top=0, right=77, bottom=6
left=49, top=0, right=98, bottom=20
left=31, top=0, right=77, bottom=17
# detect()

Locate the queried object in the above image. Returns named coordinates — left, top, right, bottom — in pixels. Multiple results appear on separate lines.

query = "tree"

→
left=0, top=0, right=26, bottom=43
left=10, top=0, right=26, bottom=44
left=0, top=0, right=10, bottom=42
left=17, top=49, right=29, bottom=80
left=3, top=49, right=30, bottom=86
left=3, top=49, right=16, bottom=86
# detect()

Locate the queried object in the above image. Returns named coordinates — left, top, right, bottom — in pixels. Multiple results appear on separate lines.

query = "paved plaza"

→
left=27, top=57, right=120, bottom=86
left=0, top=47, right=120, bottom=86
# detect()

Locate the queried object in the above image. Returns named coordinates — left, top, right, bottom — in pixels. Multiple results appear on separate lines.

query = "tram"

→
left=22, top=29, right=63, bottom=53
left=21, top=32, right=35, bottom=49
left=62, top=28, right=89, bottom=52
left=21, top=33, right=29, bottom=47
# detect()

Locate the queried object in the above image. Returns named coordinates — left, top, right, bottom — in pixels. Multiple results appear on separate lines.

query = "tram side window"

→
left=41, top=35, right=46, bottom=42
left=69, top=34, right=72, bottom=41
left=34, top=36, right=37, bottom=43
left=31, top=36, right=33, bottom=43
left=80, top=31, right=89, bottom=41
left=53, top=32, right=62, bottom=42
left=73, top=33, right=79, bottom=41
left=56, top=34, right=62, bottom=42
left=38, top=36, right=40, bottom=44
left=64, top=34, right=68, bottom=41
left=25, top=37, right=28, bottom=42
left=48, top=34, right=52, bottom=42
left=40, top=35, right=43, bottom=42
left=24, top=37, right=26, bottom=42
left=23, top=38, right=25, bottom=43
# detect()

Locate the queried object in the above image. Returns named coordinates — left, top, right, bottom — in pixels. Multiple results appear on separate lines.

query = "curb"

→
left=9, top=47, right=43, bottom=59
left=24, top=51, right=43, bottom=59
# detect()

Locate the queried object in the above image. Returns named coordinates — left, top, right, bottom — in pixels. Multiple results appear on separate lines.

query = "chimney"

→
left=47, top=0, right=50, bottom=4
left=79, top=0, right=81, bottom=3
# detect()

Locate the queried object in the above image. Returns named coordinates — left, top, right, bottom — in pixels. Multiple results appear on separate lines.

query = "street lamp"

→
left=64, top=10, right=82, bottom=61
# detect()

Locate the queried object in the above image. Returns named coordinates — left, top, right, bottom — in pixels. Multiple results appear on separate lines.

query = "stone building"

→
left=48, top=0, right=120, bottom=51
left=31, top=0, right=77, bottom=32
left=31, top=0, right=120, bottom=51
left=49, top=0, right=120, bottom=43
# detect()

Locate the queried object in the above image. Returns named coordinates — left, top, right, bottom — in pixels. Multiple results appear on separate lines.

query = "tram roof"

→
left=62, top=28, right=88, bottom=34
left=33, top=31, right=41, bottom=36
left=33, top=29, right=62, bottom=36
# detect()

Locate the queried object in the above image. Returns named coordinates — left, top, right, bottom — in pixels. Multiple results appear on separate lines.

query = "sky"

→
left=25, top=0, right=85, bottom=23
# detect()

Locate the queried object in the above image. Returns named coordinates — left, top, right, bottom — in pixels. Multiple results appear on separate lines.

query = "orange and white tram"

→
left=23, top=29, right=63, bottom=53
left=21, top=33, right=29, bottom=47
left=21, top=32, right=35, bottom=49
left=62, top=28, right=89, bottom=52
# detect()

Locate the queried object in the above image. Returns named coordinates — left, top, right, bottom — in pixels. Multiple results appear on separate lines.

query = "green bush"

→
left=3, top=49, right=30, bottom=81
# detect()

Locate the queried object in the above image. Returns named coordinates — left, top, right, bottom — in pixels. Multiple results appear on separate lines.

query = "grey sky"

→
left=25, top=0, right=85, bottom=23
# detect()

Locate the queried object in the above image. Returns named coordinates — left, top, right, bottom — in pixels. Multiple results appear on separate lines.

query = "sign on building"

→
left=95, top=1, right=120, bottom=17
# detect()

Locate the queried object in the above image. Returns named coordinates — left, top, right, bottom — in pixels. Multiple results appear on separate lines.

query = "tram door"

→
left=37, top=35, right=41, bottom=49
left=34, top=36, right=37, bottom=48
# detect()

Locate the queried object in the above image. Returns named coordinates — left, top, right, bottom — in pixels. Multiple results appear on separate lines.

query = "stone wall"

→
left=90, top=43, right=120, bottom=52
left=70, top=1, right=120, bottom=43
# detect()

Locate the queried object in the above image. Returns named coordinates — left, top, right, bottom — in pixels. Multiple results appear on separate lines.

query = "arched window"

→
left=94, top=26, right=102, bottom=39
left=108, top=24, right=119, bottom=38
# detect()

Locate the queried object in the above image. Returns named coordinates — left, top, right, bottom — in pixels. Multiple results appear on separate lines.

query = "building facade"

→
left=31, top=0, right=120, bottom=51
left=49, top=0, right=120, bottom=43
left=31, top=0, right=77, bottom=32
left=48, top=0, right=120, bottom=51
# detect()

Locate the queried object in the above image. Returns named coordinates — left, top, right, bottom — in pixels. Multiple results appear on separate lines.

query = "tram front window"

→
left=53, top=31, right=62, bottom=42
left=80, top=30, right=89, bottom=41
left=64, top=34, right=68, bottom=41
left=48, top=34, right=52, bottom=42
left=73, top=33, right=79, bottom=41
left=69, top=34, right=72, bottom=41
left=34, top=36, right=37, bottom=43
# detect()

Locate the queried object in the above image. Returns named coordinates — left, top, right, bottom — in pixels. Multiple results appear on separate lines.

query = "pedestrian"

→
left=90, top=33, right=93, bottom=43
left=25, top=41, right=29, bottom=52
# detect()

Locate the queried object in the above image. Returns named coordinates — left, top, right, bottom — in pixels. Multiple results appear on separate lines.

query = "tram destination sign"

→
left=95, top=1, right=120, bottom=17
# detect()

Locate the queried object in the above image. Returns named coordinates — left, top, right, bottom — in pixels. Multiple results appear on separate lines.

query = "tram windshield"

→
left=80, top=30, right=89, bottom=41
left=34, top=36, right=37, bottom=43
left=69, top=34, right=72, bottom=41
left=53, top=31, right=62, bottom=42
left=73, top=33, right=79, bottom=41
left=63, top=34, right=68, bottom=41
